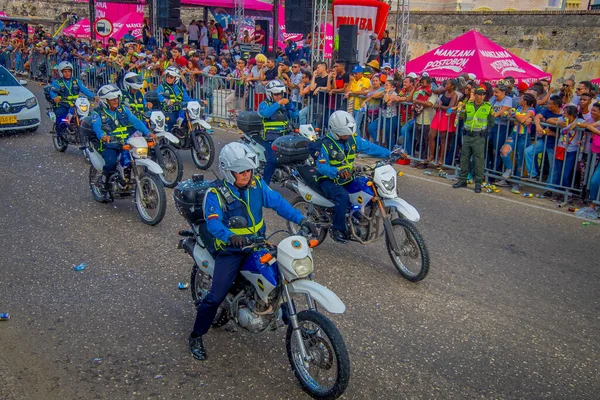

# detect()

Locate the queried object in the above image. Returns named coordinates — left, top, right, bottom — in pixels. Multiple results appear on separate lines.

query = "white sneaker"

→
left=502, top=169, right=512, bottom=179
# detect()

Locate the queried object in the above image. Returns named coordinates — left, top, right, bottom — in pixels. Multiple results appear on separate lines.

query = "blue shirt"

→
left=204, top=178, right=305, bottom=245
left=258, top=100, right=298, bottom=120
left=156, top=83, right=194, bottom=104
left=49, top=77, right=95, bottom=101
left=537, top=108, right=562, bottom=149
left=316, top=133, right=391, bottom=179
left=91, top=106, right=150, bottom=140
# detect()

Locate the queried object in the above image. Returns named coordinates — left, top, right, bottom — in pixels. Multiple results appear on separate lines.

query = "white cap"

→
left=407, top=72, right=418, bottom=78
left=421, top=72, right=429, bottom=77
left=467, top=73, right=476, bottom=80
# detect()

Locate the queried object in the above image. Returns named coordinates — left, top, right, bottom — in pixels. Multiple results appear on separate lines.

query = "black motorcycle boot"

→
left=100, top=173, right=113, bottom=202
left=188, top=334, right=208, bottom=361
left=330, top=228, right=349, bottom=244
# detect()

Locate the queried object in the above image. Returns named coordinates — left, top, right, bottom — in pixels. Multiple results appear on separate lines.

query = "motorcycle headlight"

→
left=381, top=177, right=395, bottom=191
left=135, top=147, right=148, bottom=157
left=25, top=96, right=37, bottom=109
left=154, top=117, right=165, bottom=130
left=189, top=107, right=200, bottom=119
left=291, top=256, right=313, bottom=278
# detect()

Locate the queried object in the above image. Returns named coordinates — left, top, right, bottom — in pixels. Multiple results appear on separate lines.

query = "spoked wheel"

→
left=286, top=197, right=328, bottom=245
left=52, top=134, right=68, bottom=152
left=190, top=263, right=229, bottom=327
left=135, top=172, right=167, bottom=226
left=286, top=310, right=350, bottom=399
left=88, top=166, right=109, bottom=203
left=386, top=218, right=430, bottom=282
left=158, top=144, right=183, bottom=188
left=191, top=130, right=215, bottom=170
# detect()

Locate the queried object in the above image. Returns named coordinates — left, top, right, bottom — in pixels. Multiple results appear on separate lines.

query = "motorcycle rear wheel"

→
left=386, top=218, right=430, bottom=282
left=88, top=166, right=109, bottom=203
left=286, top=197, right=328, bottom=245
left=191, top=130, right=215, bottom=170
left=190, top=264, right=229, bottom=327
left=286, top=310, right=350, bottom=399
left=135, top=172, right=166, bottom=226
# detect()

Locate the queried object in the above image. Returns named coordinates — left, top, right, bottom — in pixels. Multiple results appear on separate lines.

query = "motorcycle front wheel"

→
left=52, top=134, right=68, bottom=152
left=286, top=196, right=328, bottom=245
left=158, top=144, right=183, bottom=188
left=88, top=165, right=109, bottom=203
left=135, top=172, right=167, bottom=226
left=286, top=310, right=350, bottom=399
left=191, top=130, right=215, bottom=170
left=190, top=264, right=229, bottom=327
left=386, top=218, right=430, bottom=282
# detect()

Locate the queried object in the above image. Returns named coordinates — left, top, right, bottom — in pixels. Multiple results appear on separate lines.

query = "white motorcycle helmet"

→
left=163, top=66, right=181, bottom=84
left=328, top=110, right=356, bottom=140
left=97, top=84, right=123, bottom=108
left=123, top=72, right=144, bottom=91
left=219, top=142, right=259, bottom=185
left=57, top=61, right=74, bottom=78
left=265, top=80, right=286, bottom=102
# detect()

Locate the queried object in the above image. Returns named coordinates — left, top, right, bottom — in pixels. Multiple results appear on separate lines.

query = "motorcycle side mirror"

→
left=228, top=216, right=248, bottom=229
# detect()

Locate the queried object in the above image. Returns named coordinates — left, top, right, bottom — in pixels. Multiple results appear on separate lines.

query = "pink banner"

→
left=94, top=2, right=144, bottom=28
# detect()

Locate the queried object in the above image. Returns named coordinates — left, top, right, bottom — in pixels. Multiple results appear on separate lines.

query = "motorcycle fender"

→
left=88, top=149, right=105, bottom=171
left=192, top=119, right=212, bottom=130
left=297, top=182, right=335, bottom=207
left=158, top=131, right=180, bottom=144
left=287, top=280, right=345, bottom=314
left=383, top=197, right=420, bottom=222
left=135, top=158, right=164, bottom=175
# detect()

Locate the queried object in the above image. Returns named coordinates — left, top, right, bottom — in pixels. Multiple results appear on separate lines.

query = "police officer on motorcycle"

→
left=156, top=66, right=193, bottom=131
left=188, top=142, right=318, bottom=360
left=91, top=84, right=156, bottom=201
left=316, top=110, right=392, bottom=244
left=49, top=61, right=95, bottom=135
left=122, top=72, right=153, bottom=120
left=257, top=80, right=298, bottom=184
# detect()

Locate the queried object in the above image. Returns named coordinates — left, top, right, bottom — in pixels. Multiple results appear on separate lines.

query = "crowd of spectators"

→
left=2, top=22, right=600, bottom=216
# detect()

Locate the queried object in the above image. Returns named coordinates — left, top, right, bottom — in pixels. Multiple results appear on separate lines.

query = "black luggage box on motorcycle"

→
left=272, top=134, right=310, bottom=164
left=144, top=90, right=161, bottom=110
left=237, top=111, right=263, bottom=133
left=174, top=175, right=216, bottom=224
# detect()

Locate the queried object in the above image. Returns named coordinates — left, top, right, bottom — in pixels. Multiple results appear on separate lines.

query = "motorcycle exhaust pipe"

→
left=283, top=180, right=298, bottom=192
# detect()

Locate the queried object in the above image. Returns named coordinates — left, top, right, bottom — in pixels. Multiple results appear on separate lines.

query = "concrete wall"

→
left=393, top=11, right=600, bottom=83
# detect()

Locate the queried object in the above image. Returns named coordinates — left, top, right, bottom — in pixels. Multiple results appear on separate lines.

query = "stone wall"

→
left=393, top=11, right=600, bottom=83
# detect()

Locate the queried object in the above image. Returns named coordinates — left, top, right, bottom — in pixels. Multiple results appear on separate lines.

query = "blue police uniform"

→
left=122, top=90, right=148, bottom=120
left=191, top=176, right=304, bottom=337
left=316, top=132, right=390, bottom=232
left=49, top=77, right=95, bottom=134
left=156, top=82, right=193, bottom=130
left=257, top=99, right=298, bottom=184
left=91, top=105, right=150, bottom=174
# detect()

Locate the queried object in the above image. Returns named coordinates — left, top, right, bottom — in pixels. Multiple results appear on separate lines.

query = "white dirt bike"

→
left=87, top=133, right=167, bottom=226
left=146, top=110, right=184, bottom=188
left=173, top=176, right=350, bottom=399
left=284, top=155, right=430, bottom=282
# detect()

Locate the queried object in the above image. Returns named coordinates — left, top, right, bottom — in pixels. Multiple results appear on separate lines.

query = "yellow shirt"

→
left=349, top=77, right=371, bottom=110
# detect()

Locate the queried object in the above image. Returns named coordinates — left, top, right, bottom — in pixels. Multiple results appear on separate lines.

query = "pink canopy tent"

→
left=63, top=18, right=91, bottom=39
left=111, top=12, right=144, bottom=41
left=591, top=78, right=600, bottom=86
left=182, top=0, right=272, bottom=11
left=406, top=30, right=552, bottom=84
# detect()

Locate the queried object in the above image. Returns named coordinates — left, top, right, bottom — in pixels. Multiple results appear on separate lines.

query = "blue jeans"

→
left=501, top=132, right=529, bottom=178
left=192, top=252, right=247, bottom=336
left=101, top=143, right=123, bottom=174
left=550, top=151, right=577, bottom=188
left=589, top=160, right=600, bottom=202
left=488, top=123, right=510, bottom=173
left=401, top=119, right=415, bottom=155
left=524, top=139, right=554, bottom=178
left=319, top=178, right=350, bottom=232
left=256, top=136, right=277, bottom=184
left=353, top=109, right=365, bottom=135
left=368, top=117, right=398, bottom=149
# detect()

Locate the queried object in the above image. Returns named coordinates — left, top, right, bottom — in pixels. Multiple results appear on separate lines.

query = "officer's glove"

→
left=300, top=219, right=319, bottom=238
left=338, top=169, right=351, bottom=180
left=228, top=234, right=246, bottom=248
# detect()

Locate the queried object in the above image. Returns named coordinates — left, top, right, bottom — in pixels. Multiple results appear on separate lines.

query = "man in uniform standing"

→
left=452, top=87, right=494, bottom=193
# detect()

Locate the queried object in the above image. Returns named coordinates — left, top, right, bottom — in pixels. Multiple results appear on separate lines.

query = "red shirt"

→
left=253, top=29, right=265, bottom=45
left=175, top=55, right=188, bottom=68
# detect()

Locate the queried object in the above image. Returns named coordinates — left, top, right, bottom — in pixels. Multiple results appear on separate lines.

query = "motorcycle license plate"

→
left=0, top=115, right=17, bottom=124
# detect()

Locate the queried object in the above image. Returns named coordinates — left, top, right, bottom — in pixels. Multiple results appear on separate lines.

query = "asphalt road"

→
left=0, top=84, right=599, bottom=400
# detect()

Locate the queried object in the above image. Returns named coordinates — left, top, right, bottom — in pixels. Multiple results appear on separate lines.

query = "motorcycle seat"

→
left=296, top=165, right=328, bottom=199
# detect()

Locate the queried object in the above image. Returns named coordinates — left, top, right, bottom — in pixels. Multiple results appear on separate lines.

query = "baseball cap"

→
left=407, top=72, right=418, bottom=78
left=352, top=65, right=364, bottom=73
left=378, top=74, right=387, bottom=83
left=420, top=71, right=429, bottom=78
left=363, top=66, right=374, bottom=76
left=474, top=87, right=486, bottom=95
left=467, top=73, right=476, bottom=80
left=517, top=81, right=529, bottom=92
left=279, top=60, right=291, bottom=66
left=382, top=63, right=392, bottom=70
